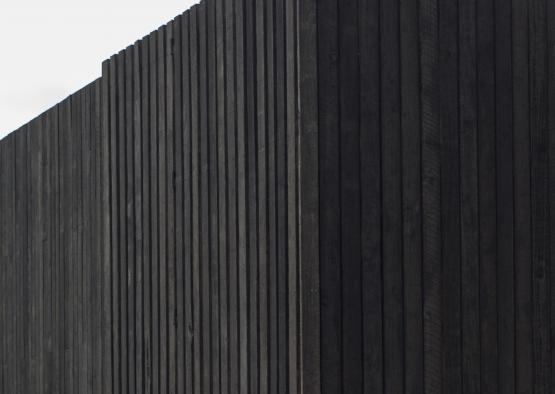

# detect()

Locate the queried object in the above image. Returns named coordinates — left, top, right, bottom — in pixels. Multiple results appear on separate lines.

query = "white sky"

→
left=0, top=0, right=199, bottom=139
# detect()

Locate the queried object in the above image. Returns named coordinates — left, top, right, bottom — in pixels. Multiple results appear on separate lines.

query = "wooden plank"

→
left=458, top=0, right=480, bottom=393
left=264, top=0, right=278, bottom=391
left=156, top=24, right=168, bottom=394
left=243, top=0, right=259, bottom=390
left=512, top=0, right=533, bottom=392
left=109, top=54, right=121, bottom=394
left=165, top=18, right=177, bottom=394
left=83, top=85, right=93, bottom=394
left=180, top=11, right=194, bottom=394
left=124, top=45, right=136, bottom=394
left=476, top=0, right=498, bottom=391
left=529, top=0, right=551, bottom=391
left=548, top=0, right=555, bottom=389
left=29, top=116, right=41, bottom=394
left=316, top=0, right=341, bottom=391
left=41, top=113, right=47, bottom=393
left=38, top=112, right=46, bottom=394
left=215, top=0, right=230, bottom=392
left=148, top=31, right=160, bottom=394
left=198, top=3, right=212, bottom=392
left=189, top=8, right=202, bottom=394
left=16, top=129, right=23, bottom=394
left=419, top=0, right=442, bottom=391
left=338, top=0, right=363, bottom=392
left=274, top=0, right=288, bottom=391
left=39, top=113, right=46, bottom=394
left=495, top=0, right=515, bottom=390
left=285, top=0, right=298, bottom=390
left=172, top=14, right=185, bottom=394
left=223, top=0, right=239, bottom=390
left=102, top=60, right=112, bottom=394
left=234, top=0, right=249, bottom=391
left=116, top=51, right=129, bottom=394
left=235, top=0, right=249, bottom=392
left=86, top=88, right=93, bottom=393
left=52, top=105, right=62, bottom=394
left=38, top=112, right=47, bottom=393
left=358, top=0, right=382, bottom=392
left=72, top=90, right=82, bottom=394
left=297, top=0, right=320, bottom=391
left=74, top=91, right=82, bottom=394
left=439, top=0, right=462, bottom=389
left=9, top=134, right=18, bottom=394
left=132, top=41, right=144, bottom=394
left=15, top=125, right=29, bottom=393
left=206, top=1, right=221, bottom=392
left=254, top=0, right=268, bottom=391
left=400, top=0, right=423, bottom=391
left=41, top=109, right=53, bottom=394
left=381, top=0, right=405, bottom=391
left=2, top=136, right=16, bottom=394
left=139, top=37, right=152, bottom=394
left=41, top=111, right=50, bottom=393
left=91, top=79, right=103, bottom=394
left=59, top=96, right=73, bottom=394
left=24, top=121, right=32, bottom=394
left=24, top=120, right=32, bottom=394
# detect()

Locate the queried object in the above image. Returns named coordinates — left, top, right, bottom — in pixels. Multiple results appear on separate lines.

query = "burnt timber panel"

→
left=315, top=0, right=555, bottom=392
left=0, top=82, right=103, bottom=393
left=1, top=0, right=555, bottom=393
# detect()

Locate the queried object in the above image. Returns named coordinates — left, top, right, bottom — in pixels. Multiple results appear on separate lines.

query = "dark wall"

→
left=101, top=1, right=302, bottom=393
left=2, top=0, right=555, bottom=393
left=315, top=0, right=555, bottom=392
left=0, top=0, right=306, bottom=393
left=0, top=82, right=103, bottom=393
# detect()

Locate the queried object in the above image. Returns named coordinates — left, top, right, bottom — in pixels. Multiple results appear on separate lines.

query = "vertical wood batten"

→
left=512, top=0, right=533, bottom=391
left=1, top=0, right=553, bottom=392
left=458, top=0, right=480, bottom=391
left=529, top=0, right=552, bottom=391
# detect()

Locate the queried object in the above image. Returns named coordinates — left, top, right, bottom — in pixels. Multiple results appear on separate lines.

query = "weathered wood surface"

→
left=1, top=0, right=554, bottom=393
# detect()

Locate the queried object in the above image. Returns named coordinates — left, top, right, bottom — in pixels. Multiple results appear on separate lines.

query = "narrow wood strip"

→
left=132, top=42, right=144, bottom=394
left=512, top=0, right=533, bottom=391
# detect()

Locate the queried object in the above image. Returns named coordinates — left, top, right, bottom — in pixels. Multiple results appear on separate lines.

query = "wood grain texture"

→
left=1, top=1, right=554, bottom=393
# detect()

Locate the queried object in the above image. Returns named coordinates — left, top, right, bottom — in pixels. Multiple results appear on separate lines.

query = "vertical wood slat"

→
left=173, top=13, right=185, bottom=394
left=148, top=30, right=160, bottom=394
left=458, top=0, right=480, bottom=392
left=495, top=0, right=516, bottom=391
left=285, top=0, right=299, bottom=392
left=207, top=1, right=221, bottom=391
left=132, top=41, right=144, bottom=394
left=529, top=0, right=552, bottom=392
left=124, top=45, right=136, bottom=394
left=255, top=0, right=269, bottom=391
left=165, top=17, right=177, bottom=394
left=109, top=54, right=121, bottom=394
left=215, top=0, right=229, bottom=391
left=224, top=0, right=239, bottom=391
left=181, top=11, right=194, bottom=394
left=1, top=1, right=554, bottom=394
left=476, top=0, right=498, bottom=392
left=138, top=37, right=152, bottom=394
left=548, top=0, right=555, bottom=391
left=156, top=24, right=168, bottom=394
left=513, top=1, right=533, bottom=393
left=189, top=7, right=202, bottom=394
